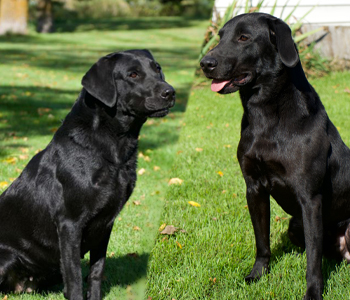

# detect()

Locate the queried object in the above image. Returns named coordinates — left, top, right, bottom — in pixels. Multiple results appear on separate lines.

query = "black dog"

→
left=0, top=49, right=175, bottom=299
left=201, top=13, right=350, bottom=300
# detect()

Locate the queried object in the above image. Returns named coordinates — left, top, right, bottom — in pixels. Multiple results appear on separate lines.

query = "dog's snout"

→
left=161, top=88, right=175, bottom=101
left=200, top=56, right=218, bottom=72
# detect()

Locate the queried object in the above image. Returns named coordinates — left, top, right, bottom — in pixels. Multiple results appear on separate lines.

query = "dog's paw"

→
left=244, top=263, right=269, bottom=283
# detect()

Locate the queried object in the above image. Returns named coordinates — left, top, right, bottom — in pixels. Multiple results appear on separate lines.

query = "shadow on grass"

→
left=270, top=230, right=339, bottom=292
left=0, top=80, right=193, bottom=158
left=27, top=253, right=149, bottom=297
left=53, top=17, right=204, bottom=33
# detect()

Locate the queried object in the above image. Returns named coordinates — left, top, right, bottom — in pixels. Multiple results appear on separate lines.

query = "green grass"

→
left=0, top=17, right=208, bottom=299
left=146, top=72, right=350, bottom=300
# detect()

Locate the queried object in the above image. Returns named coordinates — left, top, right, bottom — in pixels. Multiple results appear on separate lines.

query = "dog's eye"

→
left=156, top=64, right=161, bottom=74
left=239, top=35, right=249, bottom=41
left=129, top=72, right=138, bottom=78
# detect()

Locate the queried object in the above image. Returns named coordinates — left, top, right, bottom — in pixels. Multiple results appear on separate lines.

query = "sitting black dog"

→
left=0, top=49, right=175, bottom=300
left=201, top=13, right=350, bottom=300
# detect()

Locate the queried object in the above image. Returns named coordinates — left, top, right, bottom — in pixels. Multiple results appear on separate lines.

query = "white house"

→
left=213, top=0, right=350, bottom=61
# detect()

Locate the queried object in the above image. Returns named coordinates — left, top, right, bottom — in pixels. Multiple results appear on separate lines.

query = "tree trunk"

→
left=0, top=0, right=28, bottom=35
left=36, top=0, right=54, bottom=33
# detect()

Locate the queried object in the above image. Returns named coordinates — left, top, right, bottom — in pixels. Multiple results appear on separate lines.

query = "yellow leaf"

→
left=0, top=182, right=9, bottom=188
left=223, top=144, right=231, bottom=148
left=133, top=200, right=141, bottom=206
left=19, top=154, right=29, bottom=160
left=153, top=166, right=160, bottom=171
left=195, top=148, right=203, bottom=152
left=133, top=226, right=141, bottom=231
left=3, top=157, right=17, bottom=164
left=176, top=241, right=182, bottom=249
left=188, top=201, right=201, bottom=207
left=337, top=127, right=341, bottom=131
left=217, top=171, right=224, bottom=177
left=168, top=178, right=183, bottom=185
left=158, top=223, right=166, bottom=232
left=2, top=295, right=8, bottom=300
left=233, top=193, right=237, bottom=198
left=138, top=168, right=146, bottom=175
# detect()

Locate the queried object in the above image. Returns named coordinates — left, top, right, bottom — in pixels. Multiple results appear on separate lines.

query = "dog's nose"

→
left=161, top=88, right=175, bottom=101
left=200, top=56, right=218, bottom=72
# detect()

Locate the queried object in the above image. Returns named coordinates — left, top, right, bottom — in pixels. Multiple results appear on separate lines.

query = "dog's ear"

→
left=82, top=53, right=120, bottom=107
left=267, top=17, right=299, bottom=68
left=141, top=49, right=155, bottom=60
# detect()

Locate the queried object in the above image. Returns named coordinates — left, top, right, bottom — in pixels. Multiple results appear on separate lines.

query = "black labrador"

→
left=201, top=13, right=350, bottom=300
left=0, top=49, right=175, bottom=299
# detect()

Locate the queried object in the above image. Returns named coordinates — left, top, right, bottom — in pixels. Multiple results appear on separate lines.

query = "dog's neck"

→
left=239, top=61, right=319, bottom=132
left=59, top=90, right=146, bottom=164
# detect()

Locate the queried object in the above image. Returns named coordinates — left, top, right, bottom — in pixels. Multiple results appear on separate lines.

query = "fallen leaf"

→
left=138, top=168, right=146, bottom=175
left=127, top=252, right=139, bottom=258
left=133, top=226, right=141, bottom=231
left=168, top=178, right=183, bottom=185
left=147, top=297, right=152, bottom=300
left=176, top=241, right=182, bottom=249
left=108, top=252, right=115, bottom=257
left=3, top=157, right=17, bottom=164
left=195, top=148, right=203, bottom=152
left=176, top=150, right=183, bottom=155
left=160, top=225, right=178, bottom=235
left=2, top=295, right=8, bottom=300
left=222, top=190, right=226, bottom=194
left=337, top=127, right=341, bottom=131
left=212, top=217, right=217, bottom=221
left=344, top=87, right=350, bottom=94
left=19, top=154, right=29, bottom=160
left=158, top=223, right=166, bottom=231
left=133, top=201, right=141, bottom=206
left=153, top=166, right=160, bottom=171
left=275, top=216, right=280, bottom=222
left=19, top=147, right=29, bottom=153
left=0, top=182, right=9, bottom=188
left=233, top=193, right=237, bottom=198
left=224, top=144, right=231, bottom=148
left=180, top=229, right=187, bottom=233
left=188, top=201, right=201, bottom=207
left=217, top=171, right=224, bottom=177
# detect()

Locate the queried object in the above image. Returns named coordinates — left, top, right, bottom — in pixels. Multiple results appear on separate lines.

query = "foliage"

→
left=199, top=0, right=327, bottom=77
left=28, top=0, right=214, bottom=19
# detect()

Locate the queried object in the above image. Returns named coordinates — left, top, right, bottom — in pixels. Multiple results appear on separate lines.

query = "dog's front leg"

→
left=244, top=179, right=271, bottom=282
left=86, top=227, right=113, bottom=300
left=57, top=221, right=84, bottom=300
left=301, top=194, right=323, bottom=300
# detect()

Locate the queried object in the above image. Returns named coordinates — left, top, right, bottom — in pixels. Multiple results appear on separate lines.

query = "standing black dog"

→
left=0, top=49, right=175, bottom=299
left=201, top=13, right=350, bottom=300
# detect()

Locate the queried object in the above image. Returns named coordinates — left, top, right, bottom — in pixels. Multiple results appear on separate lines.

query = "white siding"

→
left=214, top=0, right=350, bottom=26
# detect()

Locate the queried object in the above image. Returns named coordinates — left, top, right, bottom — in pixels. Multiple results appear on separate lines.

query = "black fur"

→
left=0, top=49, right=175, bottom=299
left=201, top=13, right=350, bottom=300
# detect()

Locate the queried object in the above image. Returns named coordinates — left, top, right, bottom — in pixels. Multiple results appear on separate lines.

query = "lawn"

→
left=146, top=71, right=350, bottom=300
left=0, top=17, right=208, bottom=300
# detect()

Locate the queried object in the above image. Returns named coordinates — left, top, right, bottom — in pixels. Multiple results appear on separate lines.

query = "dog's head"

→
left=200, top=13, right=299, bottom=94
left=82, top=49, right=175, bottom=118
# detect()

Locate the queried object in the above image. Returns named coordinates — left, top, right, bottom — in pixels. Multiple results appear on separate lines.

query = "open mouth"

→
left=211, top=73, right=252, bottom=93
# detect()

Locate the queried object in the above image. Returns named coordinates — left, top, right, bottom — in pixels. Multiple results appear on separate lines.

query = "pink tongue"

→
left=211, top=79, right=231, bottom=92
